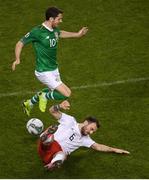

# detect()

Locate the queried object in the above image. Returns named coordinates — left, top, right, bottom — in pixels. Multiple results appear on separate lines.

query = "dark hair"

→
left=85, top=116, right=100, bottom=128
left=45, top=7, right=63, bottom=20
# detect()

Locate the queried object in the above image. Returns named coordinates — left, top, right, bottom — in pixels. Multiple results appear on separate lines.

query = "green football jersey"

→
left=20, top=24, right=60, bottom=72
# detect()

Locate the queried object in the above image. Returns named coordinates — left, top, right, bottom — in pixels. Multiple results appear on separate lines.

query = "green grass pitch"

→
left=0, top=0, right=149, bottom=178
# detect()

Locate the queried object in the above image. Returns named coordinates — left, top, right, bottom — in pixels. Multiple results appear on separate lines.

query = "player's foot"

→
left=53, top=160, right=63, bottom=169
left=38, top=92, right=47, bottom=112
left=45, top=160, right=63, bottom=170
left=22, top=100, right=32, bottom=116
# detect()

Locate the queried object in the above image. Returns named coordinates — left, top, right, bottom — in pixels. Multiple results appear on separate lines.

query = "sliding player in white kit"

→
left=38, top=100, right=130, bottom=170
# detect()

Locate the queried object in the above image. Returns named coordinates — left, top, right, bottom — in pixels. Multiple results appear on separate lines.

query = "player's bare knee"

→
left=62, top=89, right=71, bottom=97
left=67, top=89, right=71, bottom=97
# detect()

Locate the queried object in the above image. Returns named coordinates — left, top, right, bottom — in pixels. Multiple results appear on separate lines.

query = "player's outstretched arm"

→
left=91, top=143, right=130, bottom=155
left=60, top=27, right=88, bottom=38
left=49, top=100, right=70, bottom=120
left=12, top=41, right=24, bottom=71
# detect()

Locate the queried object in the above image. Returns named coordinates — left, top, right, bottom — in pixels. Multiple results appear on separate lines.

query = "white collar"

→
left=42, top=23, right=53, bottom=32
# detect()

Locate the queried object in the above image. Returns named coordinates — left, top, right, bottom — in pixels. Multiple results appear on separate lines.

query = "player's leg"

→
left=45, top=83, right=71, bottom=100
left=22, top=88, right=49, bottom=116
left=38, top=140, right=54, bottom=165
left=23, top=69, right=71, bottom=114
left=22, top=96, right=38, bottom=116
left=55, top=83, right=71, bottom=97
left=22, top=83, right=71, bottom=115
left=39, top=83, right=71, bottom=112
left=38, top=138, right=65, bottom=170
left=38, top=69, right=71, bottom=112
left=45, top=151, right=66, bottom=170
left=40, top=124, right=58, bottom=143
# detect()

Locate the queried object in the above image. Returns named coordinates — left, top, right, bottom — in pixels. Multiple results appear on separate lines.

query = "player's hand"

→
left=114, top=148, right=130, bottom=154
left=60, top=100, right=70, bottom=110
left=78, top=27, right=88, bottom=37
left=12, top=59, right=20, bottom=71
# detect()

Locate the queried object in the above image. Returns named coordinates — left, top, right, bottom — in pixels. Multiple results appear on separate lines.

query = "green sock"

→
left=30, top=88, right=49, bottom=105
left=42, top=88, right=49, bottom=93
left=30, top=88, right=67, bottom=105
left=30, top=94, right=39, bottom=104
left=45, top=90, right=68, bottom=100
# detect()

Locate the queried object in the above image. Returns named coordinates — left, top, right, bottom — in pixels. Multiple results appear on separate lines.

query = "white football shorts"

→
left=35, top=68, right=63, bottom=90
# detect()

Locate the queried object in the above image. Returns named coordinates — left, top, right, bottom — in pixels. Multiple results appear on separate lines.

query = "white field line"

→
left=0, top=77, right=149, bottom=98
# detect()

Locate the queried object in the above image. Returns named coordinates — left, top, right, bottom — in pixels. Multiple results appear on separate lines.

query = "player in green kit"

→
left=12, top=7, right=88, bottom=116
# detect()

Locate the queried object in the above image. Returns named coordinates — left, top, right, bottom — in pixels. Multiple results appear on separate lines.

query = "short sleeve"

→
left=54, top=27, right=61, bottom=36
left=58, top=113, right=76, bottom=126
left=57, top=28, right=60, bottom=36
left=20, top=29, right=38, bottom=45
left=82, top=136, right=95, bottom=148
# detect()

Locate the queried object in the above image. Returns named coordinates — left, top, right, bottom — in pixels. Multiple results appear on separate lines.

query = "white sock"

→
left=51, top=151, right=65, bottom=164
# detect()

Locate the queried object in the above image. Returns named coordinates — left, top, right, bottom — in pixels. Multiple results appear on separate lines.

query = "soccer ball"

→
left=26, top=118, right=44, bottom=135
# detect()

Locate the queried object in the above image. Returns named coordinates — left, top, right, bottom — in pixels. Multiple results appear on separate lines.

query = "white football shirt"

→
left=54, top=113, right=95, bottom=155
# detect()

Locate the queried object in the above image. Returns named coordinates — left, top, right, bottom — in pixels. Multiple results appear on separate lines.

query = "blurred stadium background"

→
left=0, top=0, right=149, bottom=178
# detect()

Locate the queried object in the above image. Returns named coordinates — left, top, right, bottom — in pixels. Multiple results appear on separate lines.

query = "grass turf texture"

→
left=0, top=0, right=149, bottom=178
